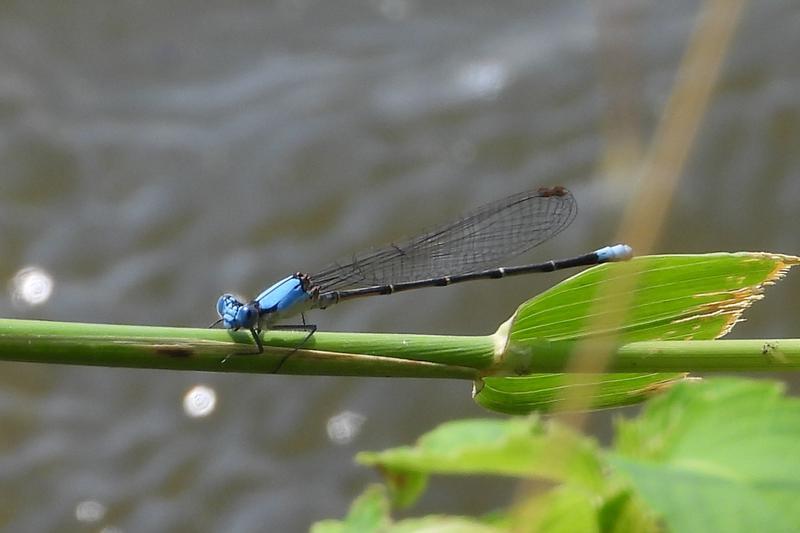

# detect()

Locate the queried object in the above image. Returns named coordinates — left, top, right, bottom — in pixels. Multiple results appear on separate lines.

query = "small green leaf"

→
left=388, top=516, right=505, bottom=533
left=311, top=484, right=391, bottom=533
left=358, top=417, right=604, bottom=505
left=510, top=482, right=658, bottom=532
left=381, top=468, right=428, bottom=509
left=309, top=520, right=345, bottom=533
left=597, top=489, right=660, bottom=533
left=610, top=378, right=800, bottom=533
left=476, top=373, right=690, bottom=415
left=512, top=485, right=600, bottom=533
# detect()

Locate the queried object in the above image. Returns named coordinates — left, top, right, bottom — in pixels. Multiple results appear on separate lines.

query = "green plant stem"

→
left=2, top=319, right=800, bottom=377
left=617, top=340, right=800, bottom=371
left=0, top=319, right=489, bottom=378
left=504, top=339, right=800, bottom=373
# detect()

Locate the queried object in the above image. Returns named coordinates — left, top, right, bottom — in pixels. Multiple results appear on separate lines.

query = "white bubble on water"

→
left=183, top=384, right=217, bottom=418
left=326, top=410, right=366, bottom=445
left=75, top=499, right=106, bottom=523
left=11, top=266, right=54, bottom=306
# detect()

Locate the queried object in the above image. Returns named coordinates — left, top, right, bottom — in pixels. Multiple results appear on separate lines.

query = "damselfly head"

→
left=216, top=293, right=259, bottom=329
left=217, top=293, right=239, bottom=316
left=235, top=304, right=259, bottom=329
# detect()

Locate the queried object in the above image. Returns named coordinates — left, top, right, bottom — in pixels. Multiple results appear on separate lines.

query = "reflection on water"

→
left=75, top=499, right=106, bottom=524
left=10, top=266, right=54, bottom=307
left=326, top=410, right=367, bottom=446
left=182, top=385, right=218, bottom=419
left=456, top=60, right=509, bottom=101
left=1, top=1, right=799, bottom=531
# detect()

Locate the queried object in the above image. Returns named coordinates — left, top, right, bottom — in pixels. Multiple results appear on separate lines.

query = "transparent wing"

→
left=311, top=186, right=578, bottom=292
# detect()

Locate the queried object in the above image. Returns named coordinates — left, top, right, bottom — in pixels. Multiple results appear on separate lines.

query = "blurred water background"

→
left=1, top=0, right=799, bottom=531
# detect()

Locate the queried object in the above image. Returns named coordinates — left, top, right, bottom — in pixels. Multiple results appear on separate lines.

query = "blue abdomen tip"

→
left=596, top=244, right=634, bottom=262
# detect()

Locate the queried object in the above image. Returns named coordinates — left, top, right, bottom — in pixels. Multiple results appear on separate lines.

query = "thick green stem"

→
left=502, top=339, right=800, bottom=373
left=615, top=340, right=800, bottom=371
left=2, top=319, right=799, bottom=377
left=0, top=319, right=489, bottom=378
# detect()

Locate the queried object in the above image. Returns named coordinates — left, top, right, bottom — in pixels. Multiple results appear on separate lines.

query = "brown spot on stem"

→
left=154, top=345, right=193, bottom=357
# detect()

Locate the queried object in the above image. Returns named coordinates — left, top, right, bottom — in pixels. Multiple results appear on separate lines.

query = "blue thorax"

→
left=216, top=274, right=314, bottom=331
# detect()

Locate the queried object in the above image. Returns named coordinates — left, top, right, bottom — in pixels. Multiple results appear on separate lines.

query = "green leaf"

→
left=475, top=373, right=692, bottom=415
left=379, top=468, right=428, bottom=510
left=358, top=418, right=604, bottom=508
left=511, top=484, right=659, bottom=533
left=610, top=378, right=800, bottom=533
left=388, top=516, right=505, bottom=533
left=311, top=484, right=391, bottom=533
left=596, top=488, right=661, bottom=533
left=509, top=253, right=797, bottom=344
left=512, top=485, right=600, bottom=533
left=476, top=253, right=798, bottom=414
